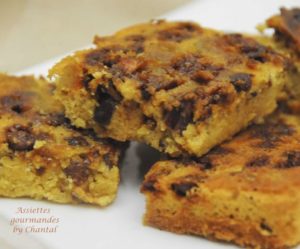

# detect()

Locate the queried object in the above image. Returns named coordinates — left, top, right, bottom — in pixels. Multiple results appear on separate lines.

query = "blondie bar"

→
left=51, top=21, right=291, bottom=157
left=0, top=74, right=123, bottom=206
left=142, top=109, right=300, bottom=249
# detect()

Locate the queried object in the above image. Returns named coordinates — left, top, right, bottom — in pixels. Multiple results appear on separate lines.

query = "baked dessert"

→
left=0, top=74, right=124, bottom=206
left=50, top=21, right=291, bottom=157
left=141, top=109, right=300, bottom=249
left=254, top=8, right=300, bottom=111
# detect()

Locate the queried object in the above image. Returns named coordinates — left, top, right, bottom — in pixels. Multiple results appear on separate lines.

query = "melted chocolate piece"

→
left=171, top=182, right=197, bottom=197
left=63, top=156, right=91, bottom=185
left=230, top=73, right=252, bottom=92
left=6, top=125, right=35, bottom=151
left=164, top=101, right=194, bottom=131
left=93, top=81, right=122, bottom=126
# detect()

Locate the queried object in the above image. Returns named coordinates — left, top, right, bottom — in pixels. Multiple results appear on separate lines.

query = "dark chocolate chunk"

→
left=164, top=101, right=194, bottom=131
left=82, top=74, right=94, bottom=89
left=171, top=182, right=197, bottom=197
left=95, top=81, right=122, bottom=103
left=143, top=115, right=157, bottom=129
left=66, top=136, right=89, bottom=146
left=63, top=156, right=91, bottom=185
left=246, top=155, right=270, bottom=167
left=230, top=73, right=252, bottom=92
left=260, top=222, right=273, bottom=233
left=6, top=125, right=35, bottom=151
left=93, top=100, right=116, bottom=126
left=93, top=81, right=122, bottom=126
left=140, top=85, right=151, bottom=100
left=142, top=180, right=157, bottom=192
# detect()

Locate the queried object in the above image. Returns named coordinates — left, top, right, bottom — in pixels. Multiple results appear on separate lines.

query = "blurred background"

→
left=0, top=0, right=189, bottom=73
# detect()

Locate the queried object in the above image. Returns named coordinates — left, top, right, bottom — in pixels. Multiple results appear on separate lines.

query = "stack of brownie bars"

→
left=1, top=7, right=300, bottom=249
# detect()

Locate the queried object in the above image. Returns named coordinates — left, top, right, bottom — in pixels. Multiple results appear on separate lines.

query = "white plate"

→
left=2, top=0, right=300, bottom=248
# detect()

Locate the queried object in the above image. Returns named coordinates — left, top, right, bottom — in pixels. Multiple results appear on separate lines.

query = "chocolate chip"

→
left=250, top=122, right=295, bottom=148
left=241, top=45, right=268, bottom=63
left=164, top=101, right=194, bottom=131
left=82, top=74, right=94, bottom=89
left=12, top=105, right=23, bottom=113
left=94, top=100, right=116, bottom=126
left=103, top=153, right=114, bottom=169
left=46, top=113, right=71, bottom=127
left=210, top=88, right=231, bottom=105
left=6, top=125, right=35, bottom=151
left=140, top=86, right=151, bottom=100
left=63, top=156, right=91, bottom=185
left=0, top=96, right=26, bottom=114
left=246, top=155, right=269, bottom=167
left=85, top=48, right=119, bottom=67
left=260, top=222, right=273, bottom=233
left=230, top=73, right=252, bottom=92
left=171, top=182, right=197, bottom=197
left=143, top=115, right=156, bottom=129
left=277, top=151, right=300, bottom=168
left=95, top=81, right=122, bottom=103
left=66, top=136, right=89, bottom=146
left=142, top=180, right=157, bottom=192
left=93, top=82, right=122, bottom=126
left=36, top=167, right=46, bottom=176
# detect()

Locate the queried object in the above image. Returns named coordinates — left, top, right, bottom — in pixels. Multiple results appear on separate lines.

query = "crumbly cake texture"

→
left=141, top=110, right=300, bottom=249
left=50, top=21, right=291, bottom=157
left=0, top=74, right=123, bottom=206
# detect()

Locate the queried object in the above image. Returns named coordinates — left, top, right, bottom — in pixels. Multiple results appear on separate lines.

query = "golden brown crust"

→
left=142, top=111, right=300, bottom=248
left=51, top=21, right=290, bottom=157
left=0, top=74, right=123, bottom=206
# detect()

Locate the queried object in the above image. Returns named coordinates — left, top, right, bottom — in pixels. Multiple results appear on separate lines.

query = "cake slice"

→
left=141, top=109, right=300, bottom=249
left=0, top=74, right=124, bottom=206
left=50, top=21, right=291, bottom=157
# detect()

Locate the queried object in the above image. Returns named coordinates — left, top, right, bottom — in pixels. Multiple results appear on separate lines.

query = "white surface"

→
left=2, top=0, right=300, bottom=248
